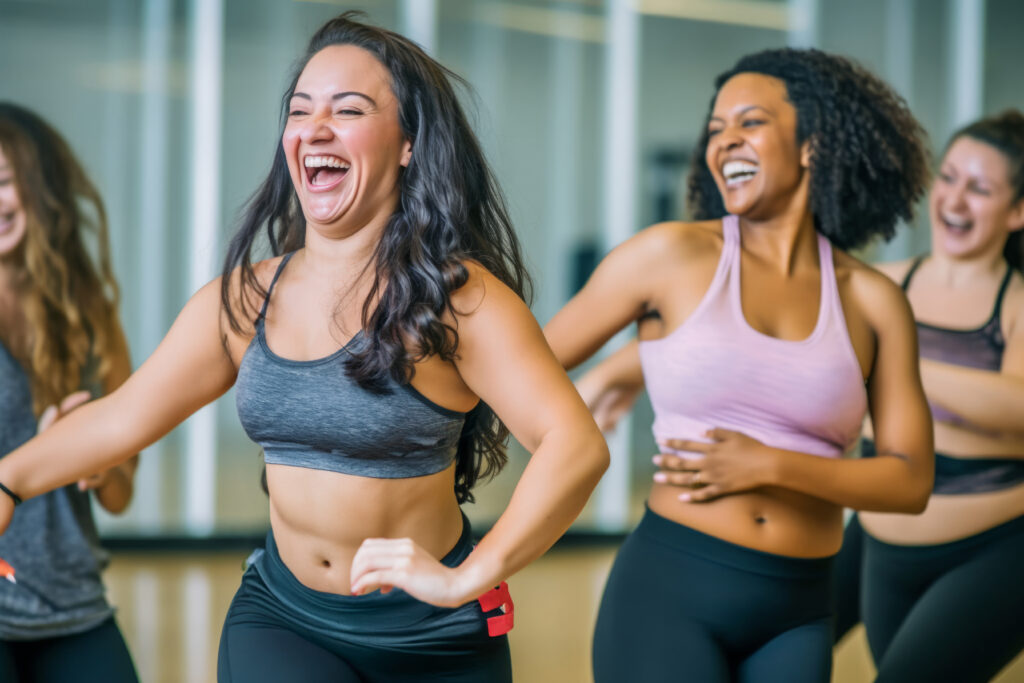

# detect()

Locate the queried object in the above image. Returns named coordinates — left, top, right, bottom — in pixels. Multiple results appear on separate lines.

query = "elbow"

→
left=582, top=427, right=611, bottom=482
left=895, top=470, right=933, bottom=514
left=898, top=488, right=930, bottom=514
left=577, top=428, right=606, bottom=485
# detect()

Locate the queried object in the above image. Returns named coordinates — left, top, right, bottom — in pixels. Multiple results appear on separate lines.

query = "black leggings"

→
left=834, top=514, right=1024, bottom=683
left=593, top=507, right=835, bottom=683
left=218, top=520, right=511, bottom=683
left=0, top=617, right=138, bottom=683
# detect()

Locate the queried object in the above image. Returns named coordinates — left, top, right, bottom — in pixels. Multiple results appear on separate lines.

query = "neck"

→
left=737, top=193, right=819, bottom=276
left=927, top=247, right=1007, bottom=287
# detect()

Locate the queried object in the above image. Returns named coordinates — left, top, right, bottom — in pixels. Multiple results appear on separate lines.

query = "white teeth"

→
left=941, top=213, right=971, bottom=229
left=303, top=155, right=349, bottom=170
left=722, top=160, right=758, bottom=182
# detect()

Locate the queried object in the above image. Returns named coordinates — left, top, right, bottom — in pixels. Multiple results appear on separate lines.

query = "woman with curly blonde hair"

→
left=0, top=102, right=138, bottom=682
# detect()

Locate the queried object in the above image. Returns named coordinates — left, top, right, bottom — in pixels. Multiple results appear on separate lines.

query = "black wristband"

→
left=0, top=481, right=22, bottom=506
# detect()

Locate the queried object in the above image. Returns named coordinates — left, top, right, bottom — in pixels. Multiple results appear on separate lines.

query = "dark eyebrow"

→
left=290, top=91, right=377, bottom=107
left=709, top=105, right=773, bottom=123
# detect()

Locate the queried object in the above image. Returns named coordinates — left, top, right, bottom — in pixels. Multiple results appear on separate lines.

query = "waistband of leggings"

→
left=634, top=505, right=834, bottom=580
left=863, top=512, right=1024, bottom=560
left=254, top=512, right=473, bottom=618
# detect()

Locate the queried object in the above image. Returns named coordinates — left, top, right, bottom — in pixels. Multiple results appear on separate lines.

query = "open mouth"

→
left=0, top=212, right=16, bottom=235
left=722, top=160, right=758, bottom=188
left=940, top=211, right=972, bottom=235
left=303, top=155, right=350, bottom=190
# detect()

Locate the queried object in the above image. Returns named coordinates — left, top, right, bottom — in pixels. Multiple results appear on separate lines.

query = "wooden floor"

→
left=105, top=547, right=1024, bottom=682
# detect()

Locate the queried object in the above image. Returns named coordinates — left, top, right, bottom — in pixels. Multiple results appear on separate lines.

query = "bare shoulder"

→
left=632, top=219, right=723, bottom=260
left=836, top=250, right=913, bottom=328
left=1002, top=268, right=1024, bottom=339
left=868, top=257, right=916, bottom=284
left=449, top=261, right=525, bottom=322
left=218, top=256, right=288, bottom=354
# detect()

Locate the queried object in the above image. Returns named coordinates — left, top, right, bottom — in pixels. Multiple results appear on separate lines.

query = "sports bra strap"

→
left=900, top=255, right=926, bottom=291
left=991, top=262, right=1014, bottom=320
left=257, top=252, right=295, bottom=323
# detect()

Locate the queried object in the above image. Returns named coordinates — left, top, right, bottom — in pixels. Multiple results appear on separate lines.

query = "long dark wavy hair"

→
left=948, top=110, right=1024, bottom=272
left=0, top=103, right=122, bottom=415
left=222, top=12, right=531, bottom=504
left=687, top=48, right=930, bottom=251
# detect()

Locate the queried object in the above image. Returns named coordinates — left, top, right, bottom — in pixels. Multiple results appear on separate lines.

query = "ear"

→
left=1008, top=197, right=1024, bottom=233
left=799, top=137, right=814, bottom=169
left=400, top=139, right=413, bottom=168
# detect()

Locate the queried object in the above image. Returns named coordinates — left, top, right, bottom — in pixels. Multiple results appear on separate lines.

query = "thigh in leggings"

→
left=864, top=516, right=1024, bottom=683
left=0, top=617, right=138, bottom=683
left=593, top=508, right=834, bottom=683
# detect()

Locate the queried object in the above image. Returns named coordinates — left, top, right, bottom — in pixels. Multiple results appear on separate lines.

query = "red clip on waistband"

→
left=477, top=581, right=514, bottom=637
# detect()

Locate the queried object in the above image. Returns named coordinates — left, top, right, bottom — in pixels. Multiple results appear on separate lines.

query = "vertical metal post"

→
left=184, top=0, right=224, bottom=536
left=595, top=0, right=639, bottom=531
left=400, top=0, right=438, bottom=54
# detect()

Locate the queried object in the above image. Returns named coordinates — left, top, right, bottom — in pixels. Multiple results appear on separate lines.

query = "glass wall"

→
left=1, top=0, right=1021, bottom=537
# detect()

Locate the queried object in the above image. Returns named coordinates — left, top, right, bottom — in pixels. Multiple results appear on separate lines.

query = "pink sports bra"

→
left=639, top=215, right=867, bottom=459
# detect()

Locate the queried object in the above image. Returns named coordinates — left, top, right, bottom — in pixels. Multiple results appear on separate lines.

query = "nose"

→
left=298, top=110, right=335, bottom=145
left=945, top=181, right=969, bottom=212
left=711, top=124, right=743, bottom=152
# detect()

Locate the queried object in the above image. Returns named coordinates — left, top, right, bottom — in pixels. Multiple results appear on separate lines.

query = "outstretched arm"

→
left=0, top=279, right=239, bottom=528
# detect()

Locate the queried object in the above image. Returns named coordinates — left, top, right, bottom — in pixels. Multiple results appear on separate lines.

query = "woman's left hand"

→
left=349, top=537, right=467, bottom=608
left=654, top=428, right=778, bottom=502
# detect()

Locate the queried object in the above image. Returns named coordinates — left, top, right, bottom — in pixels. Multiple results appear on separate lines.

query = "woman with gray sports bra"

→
left=0, top=13, right=608, bottom=682
left=544, top=49, right=934, bottom=682
left=834, top=111, right=1024, bottom=682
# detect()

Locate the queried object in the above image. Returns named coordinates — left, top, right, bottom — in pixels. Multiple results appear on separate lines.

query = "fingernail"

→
left=652, top=455, right=662, bottom=465
left=678, top=493, right=691, bottom=502
left=653, top=472, right=667, bottom=483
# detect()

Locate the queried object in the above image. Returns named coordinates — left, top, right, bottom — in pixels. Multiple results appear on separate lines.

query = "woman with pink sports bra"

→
left=833, top=111, right=1024, bottom=683
left=545, top=49, right=934, bottom=682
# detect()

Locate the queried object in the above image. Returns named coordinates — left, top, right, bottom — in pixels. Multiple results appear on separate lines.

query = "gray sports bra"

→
left=235, top=253, right=467, bottom=479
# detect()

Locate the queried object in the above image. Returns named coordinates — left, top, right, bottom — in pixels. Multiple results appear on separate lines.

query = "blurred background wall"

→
left=1, top=0, right=1022, bottom=540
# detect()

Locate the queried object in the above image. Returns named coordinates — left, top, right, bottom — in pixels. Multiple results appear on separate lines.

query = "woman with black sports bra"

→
left=834, top=111, right=1024, bottom=683
left=0, top=14, right=608, bottom=682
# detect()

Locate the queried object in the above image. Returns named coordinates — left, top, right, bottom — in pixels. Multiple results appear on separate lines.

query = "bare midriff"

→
left=861, top=420, right=1024, bottom=544
left=648, top=481, right=843, bottom=559
left=266, top=462, right=465, bottom=594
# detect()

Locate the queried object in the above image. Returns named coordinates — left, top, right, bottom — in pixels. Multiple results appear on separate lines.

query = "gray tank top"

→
left=235, top=253, right=467, bottom=479
left=0, top=341, right=112, bottom=640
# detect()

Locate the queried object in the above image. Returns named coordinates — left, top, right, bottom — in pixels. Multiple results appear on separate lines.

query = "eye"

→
left=937, top=171, right=953, bottom=184
left=288, top=109, right=308, bottom=117
left=707, top=128, right=722, bottom=138
left=741, top=119, right=765, bottom=128
left=969, top=183, right=991, bottom=196
left=0, top=176, right=11, bottom=187
left=336, top=108, right=363, bottom=116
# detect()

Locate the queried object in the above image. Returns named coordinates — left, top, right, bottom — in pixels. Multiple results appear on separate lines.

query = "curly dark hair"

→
left=222, top=12, right=531, bottom=503
left=948, top=109, right=1024, bottom=272
left=686, top=48, right=930, bottom=251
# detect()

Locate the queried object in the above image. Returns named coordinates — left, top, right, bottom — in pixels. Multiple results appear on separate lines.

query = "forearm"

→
left=0, top=395, right=149, bottom=501
left=453, top=428, right=609, bottom=601
left=922, top=360, right=1024, bottom=433
left=584, top=339, right=644, bottom=387
left=771, top=446, right=932, bottom=513
left=94, top=456, right=138, bottom=514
